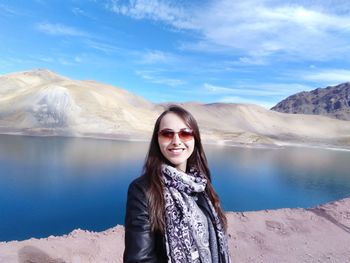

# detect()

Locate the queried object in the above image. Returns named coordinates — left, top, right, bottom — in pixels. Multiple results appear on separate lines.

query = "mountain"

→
left=271, top=82, right=350, bottom=121
left=1, top=69, right=350, bottom=149
left=0, top=69, right=160, bottom=139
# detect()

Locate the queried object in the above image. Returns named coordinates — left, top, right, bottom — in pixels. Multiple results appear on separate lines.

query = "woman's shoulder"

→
left=128, top=174, right=149, bottom=196
left=125, top=174, right=150, bottom=221
left=129, top=174, right=148, bottom=187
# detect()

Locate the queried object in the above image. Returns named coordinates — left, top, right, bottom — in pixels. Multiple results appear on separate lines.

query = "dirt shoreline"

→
left=1, top=130, right=350, bottom=152
left=1, top=197, right=349, bottom=263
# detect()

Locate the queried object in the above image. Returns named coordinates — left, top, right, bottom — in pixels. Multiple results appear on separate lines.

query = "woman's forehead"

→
left=159, top=112, right=189, bottom=130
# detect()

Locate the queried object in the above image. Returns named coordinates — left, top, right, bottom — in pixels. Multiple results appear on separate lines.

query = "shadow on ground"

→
left=18, top=246, right=65, bottom=263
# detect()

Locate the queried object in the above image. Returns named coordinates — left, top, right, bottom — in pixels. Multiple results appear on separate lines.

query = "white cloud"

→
left=0, top=3, right=23, bottom=16
left=107, top=0, right=197, bottom=29
left=33, top=56, right=55, bottom=63
left=204, top=83, right=280, bottom=96
left=107, top=0, right=350, bottom=61
left=136, top=70, right=185, bottom=86
left=74, top=56, right=83, bottom=63
left=84, top=39, right=121, bottom=54
left=195, top=1, right=350, bottom=60
left=72, top=7, right=96, bottom=20
left=72, top=7, right=86, bottom=16
left=36, top=23, right=87, bottom=37
left=36, top=23, right=122, bottom=56
left=138, top=50, right=179, bottom=64
left=302, top=69, right=350, bottom=83
left=203, top=82, right=313, bottom=97
left=200, top=82, right=317, bottom=108
left=237, top=56, right=267, bottom=65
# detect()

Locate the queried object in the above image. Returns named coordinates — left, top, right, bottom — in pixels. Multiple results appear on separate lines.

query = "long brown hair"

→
left=143, top=105, right=227, bottom=233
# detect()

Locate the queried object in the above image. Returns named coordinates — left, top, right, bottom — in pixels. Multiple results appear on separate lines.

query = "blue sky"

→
left=1, top=0, right=350, bottom=108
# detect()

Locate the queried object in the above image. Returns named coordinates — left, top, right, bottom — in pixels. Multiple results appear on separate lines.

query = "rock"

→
left=271, top=82, right=350, bottom=121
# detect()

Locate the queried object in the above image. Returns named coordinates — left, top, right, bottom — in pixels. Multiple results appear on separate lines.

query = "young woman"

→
left=123, top=105, right=231, bottom=263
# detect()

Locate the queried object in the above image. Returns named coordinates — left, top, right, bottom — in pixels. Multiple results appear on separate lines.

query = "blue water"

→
left=0, top=134, right=349, bottom=241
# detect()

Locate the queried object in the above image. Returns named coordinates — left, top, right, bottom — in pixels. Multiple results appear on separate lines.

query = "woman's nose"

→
left=171, top=133, right=181, bottom=145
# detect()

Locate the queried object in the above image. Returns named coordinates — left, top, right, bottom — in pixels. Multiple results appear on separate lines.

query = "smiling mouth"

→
left=168, top=148, right=185, bottom=154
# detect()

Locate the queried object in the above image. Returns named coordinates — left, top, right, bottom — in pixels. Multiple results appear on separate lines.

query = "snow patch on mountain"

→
left=29, top=85, right=81, bottom=128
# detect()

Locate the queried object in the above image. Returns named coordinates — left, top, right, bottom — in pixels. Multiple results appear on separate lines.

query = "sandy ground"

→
left=0, top=198, right=349, bottom=263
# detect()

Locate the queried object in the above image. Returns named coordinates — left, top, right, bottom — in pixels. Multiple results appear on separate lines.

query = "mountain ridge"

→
left=271, top=82, right=350, bottom=121
left=1, top=69, right=350, bottom=149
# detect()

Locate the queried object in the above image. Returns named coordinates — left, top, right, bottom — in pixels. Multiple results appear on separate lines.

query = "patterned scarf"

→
left=162, top=164, right=231, bottom=263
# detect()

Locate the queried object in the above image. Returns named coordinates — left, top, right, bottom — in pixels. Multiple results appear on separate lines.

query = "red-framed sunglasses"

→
left=158, top=128, right=194, bottom=142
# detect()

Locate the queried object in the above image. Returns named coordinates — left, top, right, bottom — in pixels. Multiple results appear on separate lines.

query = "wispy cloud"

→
left=0, top=3, right=22, bottom=16
left=196, top=81, right=316, bottom=108
left=29, top=54, right=81, bottom=66
left=203, top=82, right=313, bottom=97
left=107, top=0, right=197, bottom=30
left=0, top=56, right=43, bottom=71
left=72, top=7, right=96, bottom=20
left=36, top=23, right=123, bottom=55
left=136, top=70, right=186, bottom=87
left=84, top=39, right=121, bottom=54
left=218, top=96, right=275, bottom=109
left=72, top=7, right=87, bottom=16
left=302, top=69, right=350, bottom=83
left=203, top=83, right=280, bottom=97
left=138, top=50, right=180, bottom=64
left=32, top=55, right=55, bottom=63
left=36, top=22, right=88, bottom=37
left=107, top=0, right=350, bottom=62
left=236, top=56, right=268, bottom=66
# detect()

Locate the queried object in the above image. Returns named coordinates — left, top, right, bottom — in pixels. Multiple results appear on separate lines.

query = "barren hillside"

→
left=1, top=69, right=350, bottom=149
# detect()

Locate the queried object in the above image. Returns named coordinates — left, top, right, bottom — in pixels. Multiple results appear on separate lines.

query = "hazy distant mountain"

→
left=271, top=83, right=350, bottom=121
left=1, top=69, right=350, bottom=148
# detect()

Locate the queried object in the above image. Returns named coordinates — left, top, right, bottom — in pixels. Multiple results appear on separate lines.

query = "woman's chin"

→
left=168, top=159, right=187, bottom=170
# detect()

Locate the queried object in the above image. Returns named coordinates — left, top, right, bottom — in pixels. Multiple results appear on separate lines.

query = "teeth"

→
left=170, top=149, right=184, bottom=153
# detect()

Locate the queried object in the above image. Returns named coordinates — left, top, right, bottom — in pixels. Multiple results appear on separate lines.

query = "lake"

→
left=0, top=134, right=349, bottom=241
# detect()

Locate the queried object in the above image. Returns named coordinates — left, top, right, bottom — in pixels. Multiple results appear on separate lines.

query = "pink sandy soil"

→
left=0, top=198, right=350, bottom=263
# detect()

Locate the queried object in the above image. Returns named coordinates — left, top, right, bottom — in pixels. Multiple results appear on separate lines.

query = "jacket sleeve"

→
left=123, top=179, right=157, bottom=263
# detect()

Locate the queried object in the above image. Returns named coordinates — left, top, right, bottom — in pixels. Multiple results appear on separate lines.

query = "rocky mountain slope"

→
left=271, top=82, right=350, bottom=121
left=1, top=69, right=350, bottom=148
left=0, top=69, right=160, bottom=139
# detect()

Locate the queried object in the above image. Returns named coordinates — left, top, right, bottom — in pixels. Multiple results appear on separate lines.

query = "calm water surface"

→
left=0, top=134, right=349, bottom=241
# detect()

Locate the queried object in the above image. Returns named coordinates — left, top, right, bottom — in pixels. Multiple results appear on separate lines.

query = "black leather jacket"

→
left=123, top=175, right=168, bottom=262
left=123, top=175, right=226, bottom=263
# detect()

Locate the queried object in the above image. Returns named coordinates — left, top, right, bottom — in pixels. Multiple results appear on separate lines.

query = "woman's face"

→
left=158, top=112, right=195, bottom=172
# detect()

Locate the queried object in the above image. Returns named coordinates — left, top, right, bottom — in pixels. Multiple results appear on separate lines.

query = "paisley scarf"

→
left=162, top=164, right=231, bottom=263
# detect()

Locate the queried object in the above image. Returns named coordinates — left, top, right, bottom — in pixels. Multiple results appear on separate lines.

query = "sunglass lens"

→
left=178, top=130, right=194, bottom=141
left=159, top=130, right=175, bottom=140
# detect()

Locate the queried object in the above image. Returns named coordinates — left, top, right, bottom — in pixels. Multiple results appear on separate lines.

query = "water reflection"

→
left=0, top=134, right=149, bottom=167
left=204, top=144, right=350, bottom=211
left=0, top=134, right=350, bottom=241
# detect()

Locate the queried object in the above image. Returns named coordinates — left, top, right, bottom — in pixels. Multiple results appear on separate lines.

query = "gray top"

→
left=189, top=194, right=220, bottom=263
